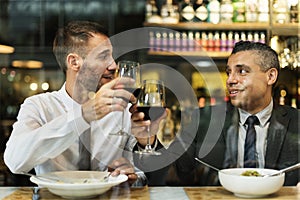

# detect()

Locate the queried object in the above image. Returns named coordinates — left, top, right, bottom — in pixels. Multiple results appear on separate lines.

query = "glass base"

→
left=134, top=149, right=161, bottom=156
left=109, top=130, right=129, bottom=136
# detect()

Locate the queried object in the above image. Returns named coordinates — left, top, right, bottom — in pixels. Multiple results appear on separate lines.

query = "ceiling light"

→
left=0, top=44, right=14, bottom=54
left=12, top=60, right=43, bottom=69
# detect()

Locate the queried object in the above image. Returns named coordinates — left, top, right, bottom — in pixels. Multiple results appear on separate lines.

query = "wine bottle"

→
left=161, top=0, right=180, bottom=23
left=273, top=0, right=289, bottom=24
left=220, top=0, right=233, bottom=23
left=180, top=0, right=195, bottom=22
left=145, top=0, right=163, bottom=23
left=193, top=0, right=209, bottom=22
left=257, top=0, right=269, bottom=22
left=245, top=0, right=258, bottom=22
left=232, top=0, right=246, bottom=22
left=207, top=0, right=220, bottom=24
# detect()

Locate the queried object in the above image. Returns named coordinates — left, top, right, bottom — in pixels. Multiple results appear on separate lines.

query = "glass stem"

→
left=145, top=125, right=152, bottom=151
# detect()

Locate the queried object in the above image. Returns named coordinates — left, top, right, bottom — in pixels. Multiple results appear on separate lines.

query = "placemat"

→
left=184, top=186, right=299, bottom=200
left=3, top=186, right=150, bottom=200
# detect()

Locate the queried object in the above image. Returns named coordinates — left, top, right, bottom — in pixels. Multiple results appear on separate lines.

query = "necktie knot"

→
left=245, top=115, right=259, bottom=126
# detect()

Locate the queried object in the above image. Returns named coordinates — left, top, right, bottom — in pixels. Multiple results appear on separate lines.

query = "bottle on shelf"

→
left=179, top=0, right=195, bottom=22
left=253, top=31, right=259, bottom=42
left=247, top=31, right=254, bottom=42
left=289, top=0, right=299, bottom=23
left=149, top=31, right=155, bottom=51
left=145, top=0, right=163, bottom=23
left=232, top=0, right=246, bottom=22
left=214, top=31, right=221, bottom=51
left=181, top=32, right=188, bottom=51
left=227, top=31, right=234, bottom=51
left=220, top=0, right=234, bottom=23
left=161, top=32, right=169, bottom=50
left=240, top=31, right=246, bottom=41
left=168, top=32, right=175, bottom=51
left=175, top=32, right=181, bottom=51
left=201, top=31, right=208, bottom=51
left=161, top=0, right=180, bottom=24
left=154, top=32, right=162, bottom=51
left=193, top=0, right=209, bottom=22
left=259, top=32, right=266, bottom=43
left=207, top=0, right=221, bottom=24
left=245, top=0, right=258, bottom=22
left=207, top=32, right=214, bottom=51
left=257, top=0, right=269, bottom=22
left=220, top=31, right=228, bottom=51
left=272, top=0, right=289, bottom=24
left=195, top=32, right=201, bottom=51
left=233, top=31, right=240, bottom=45
left=188, top=31, right=195, bottom=51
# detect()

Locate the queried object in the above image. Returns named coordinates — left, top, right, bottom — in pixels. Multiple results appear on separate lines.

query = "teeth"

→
left=230, top=91, right=238, bottom=94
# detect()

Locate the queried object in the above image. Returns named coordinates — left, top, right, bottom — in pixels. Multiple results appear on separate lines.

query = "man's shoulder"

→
left=274, top=105, right=299, bottom=117
left=273, top=105, right=299, bottom=130
left=23, top=90, right=61, bottom=105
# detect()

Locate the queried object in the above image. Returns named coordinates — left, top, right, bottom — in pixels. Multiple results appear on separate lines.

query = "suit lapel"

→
left=224, top=108, right=239, bottom=168
left=265, top=107, right=290, bottom=168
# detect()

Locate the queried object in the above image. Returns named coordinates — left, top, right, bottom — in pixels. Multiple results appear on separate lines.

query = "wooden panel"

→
left=271, top=23, right=299, bottom=36
left=148, top=50, right=231, bottom=59
left=144, top=22, right=270, bottom=31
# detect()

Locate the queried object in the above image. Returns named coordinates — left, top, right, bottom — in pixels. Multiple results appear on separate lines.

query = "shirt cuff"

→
left=131, top=171, right=148, bottom=187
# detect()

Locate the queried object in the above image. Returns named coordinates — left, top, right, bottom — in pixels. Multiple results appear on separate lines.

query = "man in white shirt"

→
left=4, top=21, right=146, bottom=186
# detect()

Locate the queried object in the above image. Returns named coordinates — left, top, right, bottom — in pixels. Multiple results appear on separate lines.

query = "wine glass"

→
left=135, top=79, right=166, bottom=155
left=110, top=60, right=141, bottom=136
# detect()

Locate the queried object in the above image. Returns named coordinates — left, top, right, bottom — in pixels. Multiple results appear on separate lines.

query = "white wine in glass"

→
left=110, top=60, right=141, bottom=136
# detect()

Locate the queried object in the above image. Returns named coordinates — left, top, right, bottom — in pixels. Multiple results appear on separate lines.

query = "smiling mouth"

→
left=101, top=73, right=115, bottom=80
left=101, top=75, right=113, bottom=79
left=228, top=88, right=244, bottom=96
left=229, top=90, right=238, bottom=95
left=101, top=69, right=116, bottom=80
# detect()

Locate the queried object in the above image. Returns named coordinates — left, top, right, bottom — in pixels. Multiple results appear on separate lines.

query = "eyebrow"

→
left=97, top=49, right=110, bottom=58
left=226, top=64, right=249, bottom=69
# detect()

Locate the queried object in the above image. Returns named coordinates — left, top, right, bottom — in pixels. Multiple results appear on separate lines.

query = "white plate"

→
left=30, top=171, right=128, bottom=199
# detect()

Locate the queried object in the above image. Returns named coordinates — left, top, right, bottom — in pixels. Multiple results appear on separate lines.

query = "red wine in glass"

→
left=136, top=106, right=166, bottom=121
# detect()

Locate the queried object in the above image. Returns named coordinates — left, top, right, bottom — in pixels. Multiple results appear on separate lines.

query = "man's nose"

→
left=107, top=60, right=117, bottom=70
left=226, top=73, right=238, bottom=84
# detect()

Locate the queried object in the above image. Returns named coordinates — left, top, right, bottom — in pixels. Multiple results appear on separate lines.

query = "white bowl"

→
left=219, top=168, right=285, bottom=198
left=30, top=171, right=128, bottom=199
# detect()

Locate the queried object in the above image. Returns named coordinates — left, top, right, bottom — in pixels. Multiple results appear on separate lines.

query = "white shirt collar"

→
left=57, top=82, right=81, bottom=111
left=239, top=100, right=273, bottom=127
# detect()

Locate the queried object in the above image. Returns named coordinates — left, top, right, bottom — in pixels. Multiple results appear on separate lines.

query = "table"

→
left=1, top=186, right=299, bottom=200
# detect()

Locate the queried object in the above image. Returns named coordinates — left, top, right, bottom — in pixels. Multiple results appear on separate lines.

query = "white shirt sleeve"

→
left=4, top=93, right=90, bottom=173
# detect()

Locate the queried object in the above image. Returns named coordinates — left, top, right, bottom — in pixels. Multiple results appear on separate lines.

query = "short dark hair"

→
left=53, top=21, right=108, bottom=74
left=231, top=41, right=280, bottom=73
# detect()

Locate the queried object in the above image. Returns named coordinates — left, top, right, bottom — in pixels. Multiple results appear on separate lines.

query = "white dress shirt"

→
left=4, top=83, right=144, bottom=182
left=237, top=100, right=273, bottom=168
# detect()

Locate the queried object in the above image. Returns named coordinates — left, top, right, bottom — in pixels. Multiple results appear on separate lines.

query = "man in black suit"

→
left=131, top=41, right=299, bottom=186
left=221, top=41, right=299, bottom=185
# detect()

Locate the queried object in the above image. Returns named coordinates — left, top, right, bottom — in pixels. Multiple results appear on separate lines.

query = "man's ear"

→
left=67, top=53, right=81, bottom=72
left=267, top=68, right=278, bottom=86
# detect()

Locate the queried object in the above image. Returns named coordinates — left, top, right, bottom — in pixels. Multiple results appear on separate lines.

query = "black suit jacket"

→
left=134, top=103, right=299, bottom=186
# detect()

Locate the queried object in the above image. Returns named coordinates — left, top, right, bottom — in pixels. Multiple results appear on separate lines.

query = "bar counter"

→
left=1, top=186, right=299, bottom=200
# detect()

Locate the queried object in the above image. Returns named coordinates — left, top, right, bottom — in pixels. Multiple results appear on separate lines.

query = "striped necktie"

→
left=244, top=115, right=259, bottom=168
